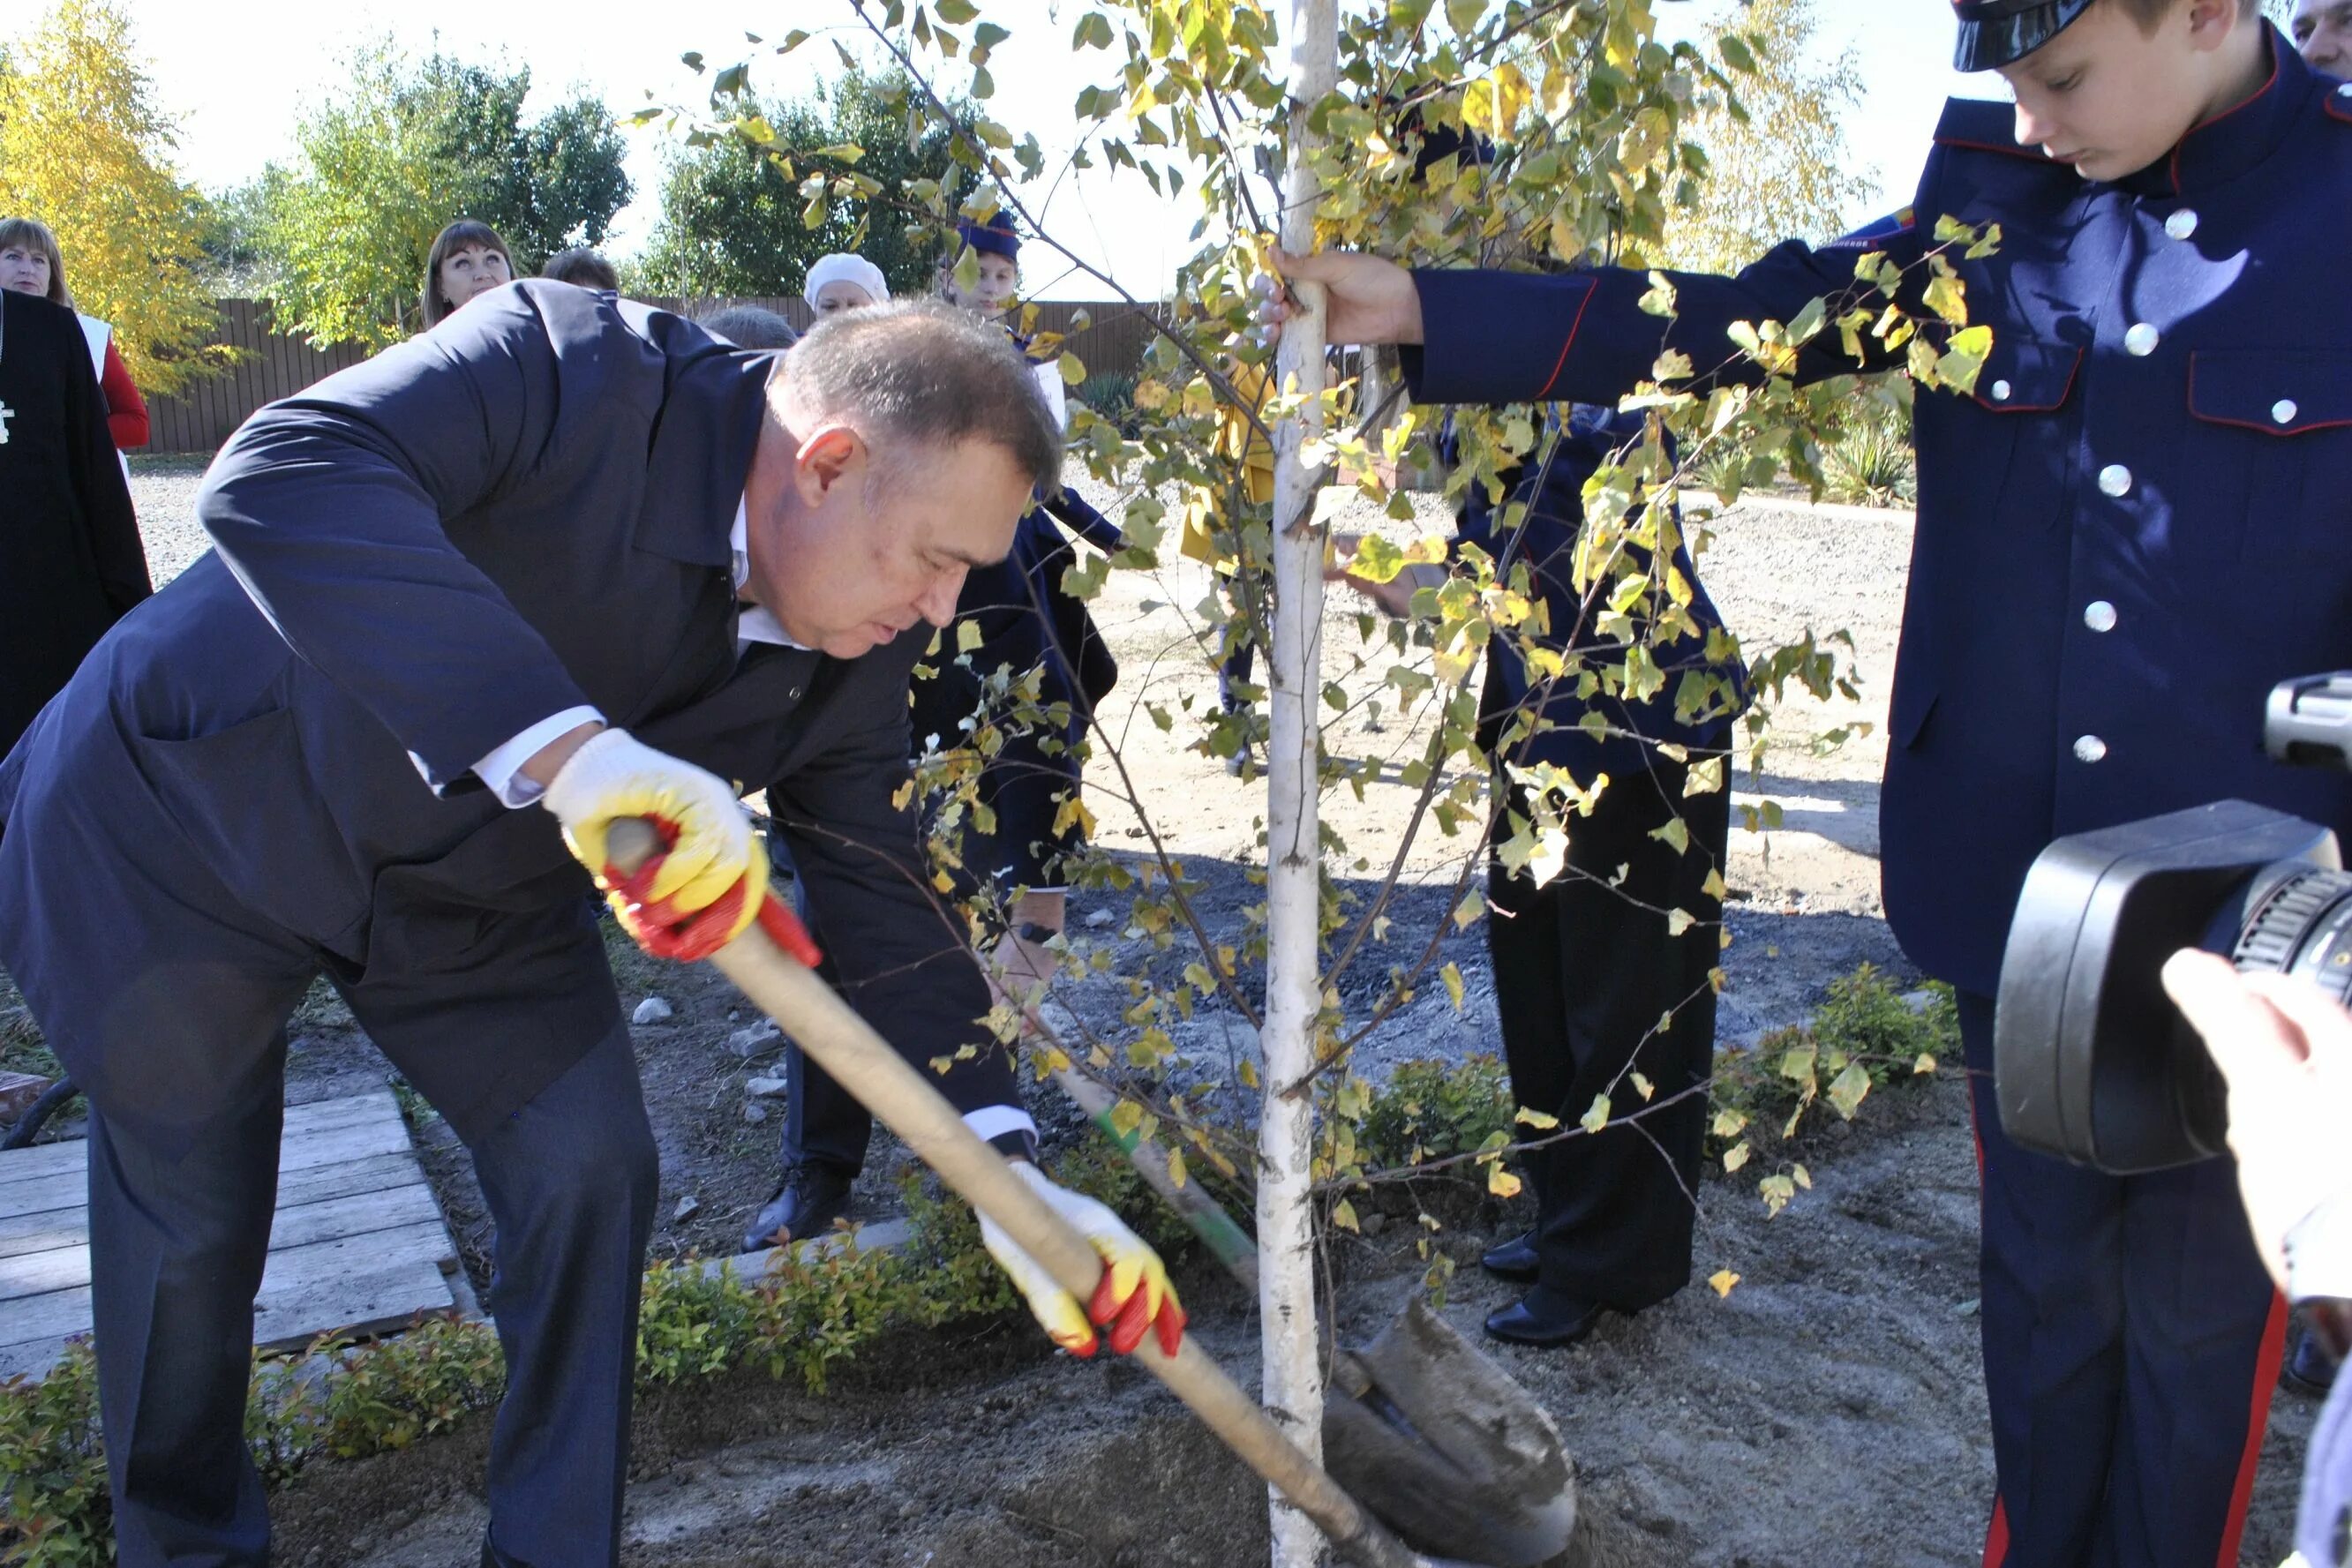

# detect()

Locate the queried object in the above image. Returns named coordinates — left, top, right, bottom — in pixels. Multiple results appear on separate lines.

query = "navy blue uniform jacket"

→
left=1407, top=30, right=2352, bottom=995
left=1452, top=404, right=1742, bottom=783
left=0, top=281, right=1015, bottom=1143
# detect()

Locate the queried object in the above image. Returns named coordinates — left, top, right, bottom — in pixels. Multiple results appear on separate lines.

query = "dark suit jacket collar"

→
left=626, top=302, right=778, bottom=569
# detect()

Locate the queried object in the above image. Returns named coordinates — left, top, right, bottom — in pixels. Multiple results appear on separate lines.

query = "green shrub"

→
left=1077, top=372, right=1138, bottom=435
left=1708, top=964, right=1957, bottom=1209
left=1356, top=1054, right=1514, bottom=1173
left=1820, top=408, right=1916, bottom=506
left=0, top=1343, right=109, bottom=1567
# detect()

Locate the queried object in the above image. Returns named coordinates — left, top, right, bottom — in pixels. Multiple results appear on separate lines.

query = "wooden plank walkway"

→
left=0, top=1088, right=460, bottom=1381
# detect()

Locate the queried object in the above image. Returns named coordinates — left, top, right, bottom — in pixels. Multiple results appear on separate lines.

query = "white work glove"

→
left=543, top=728, right=768, bottom=962
left=981, top=1161, right=1186, bottom=1358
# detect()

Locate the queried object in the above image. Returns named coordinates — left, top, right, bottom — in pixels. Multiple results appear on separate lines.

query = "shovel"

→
left=1043, top=1038, right=1583, bottom=1568
left=612, top=822, right=1452, bottom=1568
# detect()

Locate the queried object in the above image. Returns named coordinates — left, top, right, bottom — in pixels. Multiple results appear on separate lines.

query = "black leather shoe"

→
left=741, top=1165, right=854, bottom=1254
left=1480, top=1231, right=1540, bottom=1284
left=2284, top=1318, right=2341, bottom=1398
left=1483, top=1288, right=1609, bottom=1349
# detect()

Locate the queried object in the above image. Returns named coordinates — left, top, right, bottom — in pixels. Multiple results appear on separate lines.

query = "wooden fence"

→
left=141, top=296, right=1168, bottom=456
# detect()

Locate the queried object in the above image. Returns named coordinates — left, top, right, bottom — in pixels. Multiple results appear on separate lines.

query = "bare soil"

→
left=34, top=469, right=2322, bottom=1564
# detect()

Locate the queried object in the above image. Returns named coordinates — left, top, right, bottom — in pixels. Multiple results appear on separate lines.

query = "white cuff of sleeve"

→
left=2285, top=1190, right=2352, bottom=1303
left=962, top=1105, right=1039, bottom=1146
left=472, top=706, right=607, bottom=807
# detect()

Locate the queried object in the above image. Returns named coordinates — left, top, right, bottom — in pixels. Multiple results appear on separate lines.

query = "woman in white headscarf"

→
left=802, top=253, right=890, bottom=318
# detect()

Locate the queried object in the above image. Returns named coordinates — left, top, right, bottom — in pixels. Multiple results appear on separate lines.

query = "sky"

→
left=7, top=0, right=2000, bottom=299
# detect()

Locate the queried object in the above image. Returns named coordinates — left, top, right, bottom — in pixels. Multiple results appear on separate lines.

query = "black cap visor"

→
left=1953, top=0, right=2095, bottom=71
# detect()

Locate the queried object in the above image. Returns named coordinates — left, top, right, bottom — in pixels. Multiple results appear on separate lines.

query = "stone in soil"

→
left=632, top=996, right=675, bottom=1025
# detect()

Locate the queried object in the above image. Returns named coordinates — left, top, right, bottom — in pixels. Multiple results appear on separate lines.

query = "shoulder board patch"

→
left=1934, top=96, right=2051, bottom=161
left=1823, top=207, right=1916, bottom=251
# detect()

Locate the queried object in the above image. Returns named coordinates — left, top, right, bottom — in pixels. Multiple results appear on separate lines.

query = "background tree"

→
left=0, top=0, right=227, bottom=394
left=1658, top=0, right=1875, bottom=274
left=235, top=44, right=631, bottom=348
left=401, top=56, right=632, bottom=264
left=638, top=64, right=959, bottom=298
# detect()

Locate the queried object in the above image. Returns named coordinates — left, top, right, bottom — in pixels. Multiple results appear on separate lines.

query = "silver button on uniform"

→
left=2165, top=209, right=2199, bottom=240
left=2083, top=600, right=2117, bottom=633
left=2124, top=323, right=2160, bottom=356
left=1989, top=379, right=2012, bottom=402
left=2273, top=399, right=2299, bottom=426
left=2074, top=735, right=2108, bottom=764
left=2098, top=464, right=2132, bottom=498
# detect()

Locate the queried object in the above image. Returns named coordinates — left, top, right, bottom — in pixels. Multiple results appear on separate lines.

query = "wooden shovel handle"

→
left=605, top=822, right=1425, bottom=1568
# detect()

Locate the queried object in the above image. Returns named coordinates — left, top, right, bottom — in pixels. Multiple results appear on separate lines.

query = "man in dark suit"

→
left=0, top=285, right=1182, bottom=1567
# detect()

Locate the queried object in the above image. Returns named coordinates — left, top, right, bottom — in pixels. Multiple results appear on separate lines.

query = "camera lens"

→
left=2229, top=867, right=2352, bottom=1007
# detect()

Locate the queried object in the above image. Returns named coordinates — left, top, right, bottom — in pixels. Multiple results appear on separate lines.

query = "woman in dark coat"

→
left=0, top=285, right=150, bottom=759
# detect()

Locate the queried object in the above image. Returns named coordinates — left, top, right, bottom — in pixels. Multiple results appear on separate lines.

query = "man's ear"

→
left=793, top=424, right=868, bottom=509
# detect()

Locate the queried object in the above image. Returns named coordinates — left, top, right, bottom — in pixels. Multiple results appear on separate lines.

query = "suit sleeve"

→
left=1402, top=209, right=1927, bottom=408
left=99, top=339, right=149, bottom=449
left=768, top=660, right=1024, bottom=1118
left=64, top=317, right=150, bottom=617
left=195, top=289, right=598, bottom=791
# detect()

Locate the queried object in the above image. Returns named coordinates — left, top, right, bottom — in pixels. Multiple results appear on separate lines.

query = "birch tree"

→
left=682, top=4, right=1986, bottom=1561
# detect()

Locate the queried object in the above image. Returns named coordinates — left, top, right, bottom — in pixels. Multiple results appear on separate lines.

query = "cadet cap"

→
left=1951, top=0, right=2097, bottom=71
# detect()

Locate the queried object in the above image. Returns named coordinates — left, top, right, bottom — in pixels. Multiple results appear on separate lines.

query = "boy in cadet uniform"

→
left=1279, top=0, right=2352, bottom=1562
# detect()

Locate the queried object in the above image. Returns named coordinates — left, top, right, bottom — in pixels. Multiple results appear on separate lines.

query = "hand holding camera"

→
left=2159, top=950, right=2352, bottom=1295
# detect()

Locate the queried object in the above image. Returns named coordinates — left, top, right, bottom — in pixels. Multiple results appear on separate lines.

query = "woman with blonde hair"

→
left=0, top=216, right=150, bottom=453
left=418, top=219, right=515, bottom=329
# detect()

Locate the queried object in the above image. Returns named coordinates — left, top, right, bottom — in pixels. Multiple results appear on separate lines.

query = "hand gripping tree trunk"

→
left=1262, top=1, right=1335, bottom=1563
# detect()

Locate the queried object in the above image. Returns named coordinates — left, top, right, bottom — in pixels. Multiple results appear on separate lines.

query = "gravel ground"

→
left=126, top=454, right=214, bottom=588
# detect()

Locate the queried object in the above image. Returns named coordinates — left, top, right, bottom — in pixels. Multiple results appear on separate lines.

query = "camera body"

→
left=1994, top=674, right=2352, bottom=1173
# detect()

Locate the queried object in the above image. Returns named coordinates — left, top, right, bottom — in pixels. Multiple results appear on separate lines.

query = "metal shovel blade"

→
left=1322, top=1298, right=1582, bottom=1568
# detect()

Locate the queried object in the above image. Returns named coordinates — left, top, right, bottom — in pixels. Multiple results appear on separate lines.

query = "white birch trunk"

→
left=1261, top=1, right=1335, bottom=1563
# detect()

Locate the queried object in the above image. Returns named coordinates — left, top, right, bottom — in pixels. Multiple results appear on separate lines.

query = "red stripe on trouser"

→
left=2214, top=1291, right=2288, bottom=1567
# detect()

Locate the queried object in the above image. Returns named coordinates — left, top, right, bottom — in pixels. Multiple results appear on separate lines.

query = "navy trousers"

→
left=90, top=1011, right=656, bottom=1568
left=1486, top=760, right=1728, bottom=1311
left=1958, top=992, right=2284, bottom=1567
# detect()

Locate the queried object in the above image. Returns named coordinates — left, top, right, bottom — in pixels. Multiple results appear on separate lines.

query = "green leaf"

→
left=1579, top=1093, right=1611, bottom=1134
left=973, top=21, right=1011, bottom=48
left=1515, top=1106, right=1560, bottom=1130
left=1058, top=351, right=1087, bottom=385
left=1075, top=11, right=1114, bottom=49
left=1446, top=0, right=1484, bottom=37
left=1718, top=34, right=1757, bottom=73
left=1827, top=1061, right=1873, bottom=1120
left=971, top=65, right=996, bottom=100
left=935, top=0, right=980, bottom=19
left=1347, top=534, right=1407, bottom=584
left=956, top=619, right=984, bottom=653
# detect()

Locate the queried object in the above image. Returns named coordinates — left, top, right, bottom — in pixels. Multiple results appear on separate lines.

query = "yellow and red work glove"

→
left=541, top=728, right=820, bottom=966
left=980, top=1160, right=1186, bottom=1359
